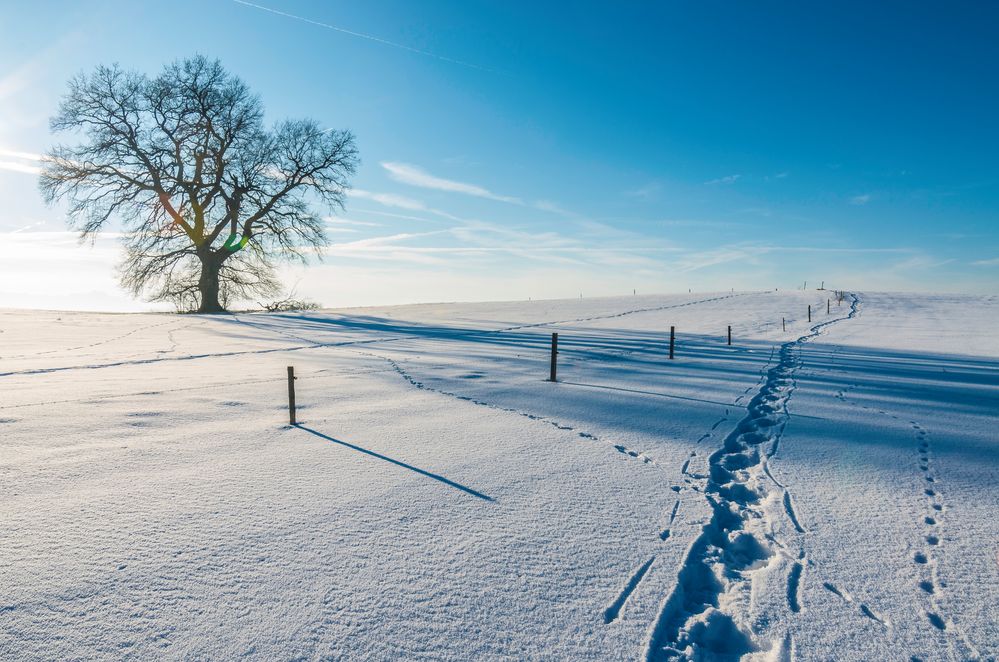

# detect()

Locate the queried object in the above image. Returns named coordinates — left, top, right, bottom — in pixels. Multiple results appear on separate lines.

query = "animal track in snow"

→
left=902, top=421, right=980, bottom=654
left=365, top=352, right=666, bottom=474
left=659, top=500, right=681, bottom=540
left=822, top=581, right=851, bottom=602
left=497, top=293, right=747, bottom=333
left=926, top=612, right=946, bottom=631
left=823, top=579, right=894, bottom=627
left=604, top=556, right=657, bottom=624
left=787, top=562, right=804, bottom=613
left=859, top=603, right=889, bottom=628
left=782, top=491, right=806, bottom=534
left=3, top=318, right=186, bottom=361
left=832, top=381, right=985, bottom=656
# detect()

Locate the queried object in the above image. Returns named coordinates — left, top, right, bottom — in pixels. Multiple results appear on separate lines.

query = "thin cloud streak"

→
left=0, top=148, right=45, bottom=161
left=381, top=162, right=522, bottom=204
left=533, top=199, right=580, bottom=218
left=349, top=208, right=442, bottom=224
left=624, top=182, right=661, bottom=199
left=232, top=0, right=498, bottom=73
left=0, top=160, right=41, bottom=175
left=324, top=221, right=686, bottom=271
left=348, top=188, right=461, bottom=221
left=10, top=221, right=46, bottom=233
left=0, top=147, right=45, bottom=175
left=656, top=218, right=739, bottom=229
left=672, top=243, right=919, bottom=273
left=379, top=162, right=584, bottom=217
left=323, top=216, right=381, bottom=227
left=705, top=174, right=741, bottom=185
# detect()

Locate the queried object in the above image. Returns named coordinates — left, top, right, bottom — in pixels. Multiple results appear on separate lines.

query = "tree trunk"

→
left=197, top=251, right=225, bottom=313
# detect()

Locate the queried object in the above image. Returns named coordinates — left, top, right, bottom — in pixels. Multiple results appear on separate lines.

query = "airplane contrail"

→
left=232, top=0, right=498, bottom=73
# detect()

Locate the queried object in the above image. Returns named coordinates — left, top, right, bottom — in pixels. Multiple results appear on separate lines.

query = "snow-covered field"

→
left=1, top=290, right=997, bottom=661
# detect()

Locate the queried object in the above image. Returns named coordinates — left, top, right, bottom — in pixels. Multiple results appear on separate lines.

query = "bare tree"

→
left=40, top=55, right=358, bottom=313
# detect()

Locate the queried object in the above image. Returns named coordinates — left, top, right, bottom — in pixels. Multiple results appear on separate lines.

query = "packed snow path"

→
left=1, top=291, right=996, bottom=660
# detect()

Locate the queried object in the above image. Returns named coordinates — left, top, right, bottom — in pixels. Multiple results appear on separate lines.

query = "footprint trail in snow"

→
left=642, top=295, right=860, bottom=661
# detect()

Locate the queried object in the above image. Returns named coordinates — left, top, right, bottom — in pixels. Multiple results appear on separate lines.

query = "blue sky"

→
left=1, top=0, right=997, bottom=310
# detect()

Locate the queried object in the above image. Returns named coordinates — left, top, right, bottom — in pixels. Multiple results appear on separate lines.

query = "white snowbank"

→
left=1, top=291, right=996, bottom=660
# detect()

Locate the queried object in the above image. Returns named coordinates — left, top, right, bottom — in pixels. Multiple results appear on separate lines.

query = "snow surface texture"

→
left=1, top=291, right=996, bottom=661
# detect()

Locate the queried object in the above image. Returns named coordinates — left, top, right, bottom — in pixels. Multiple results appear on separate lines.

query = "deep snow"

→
left=1, top=290, right=996, bottom=661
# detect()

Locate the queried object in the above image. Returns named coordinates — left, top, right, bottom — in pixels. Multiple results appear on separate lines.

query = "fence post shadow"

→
left=294, top=424, right=494, bottom=502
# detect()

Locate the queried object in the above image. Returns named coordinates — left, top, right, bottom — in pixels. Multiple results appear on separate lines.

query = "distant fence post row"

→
left=284, top=303, right=840, bottom=418
left=544, top=302, right=833, bottom=382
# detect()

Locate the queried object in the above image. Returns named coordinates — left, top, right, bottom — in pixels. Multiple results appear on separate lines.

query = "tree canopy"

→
left=40, top=55, right=359, bottom=312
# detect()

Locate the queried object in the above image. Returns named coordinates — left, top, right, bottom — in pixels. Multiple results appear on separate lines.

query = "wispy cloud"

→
left=323, top=216, right=381, bottom=227
left=320, top=219, right=683, bottom=271
left=378, top=161, right=586, bottom=219
left=349, top=208, right=440, bottom=224
left=231, top=0, right=496, bottom=73
left=347, top=188, right=460, bottom=221
left=333, top=231, right=446, bottom=249
left=704, top=174, right=741, bottom=185
left=761, top=245, right=911, bottom=254
left=885, top=255, right=954, bottom=272
left=0, top=147, right=44, bottom=175
left=624, top=182, right=662, bottom=199
left=672, top=243, right=918, bottom=273
left=9, top=220, right=47, bottom=233
left=381, top=162, right=522, bottom=204
left=850, top=194, right=872, bottom=205
left=674, top=245, right=762, bottom=272
left=971, top=257, right=999, bottom=267
left=533, top=199, right=577, bottom=217
left=0, top=160, right=40, bottom=175
left=734, top=207, right=773, bottom=219
left=348, top=189, right=425, bottom=211
left=0, top=148, right=44, bottom=161
left=657, top=218, right=739, bottom=228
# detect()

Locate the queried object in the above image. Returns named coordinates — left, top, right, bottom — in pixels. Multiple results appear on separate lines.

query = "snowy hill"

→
left=1, top=291, right=997, bottom=660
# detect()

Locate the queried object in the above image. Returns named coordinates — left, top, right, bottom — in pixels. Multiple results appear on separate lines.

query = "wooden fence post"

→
left=782, top=317, right=786, bottom=332
left=827, top=299, right=830, bottom=314
left=287, top=366, right=297, bottom=425
left=808, top=305, right=812, bottom=323
left=669, top=326, right=675, bottom=360
left=727, top=325, right=732, bottom=346
left=549, top=333, right=558, bottom=382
